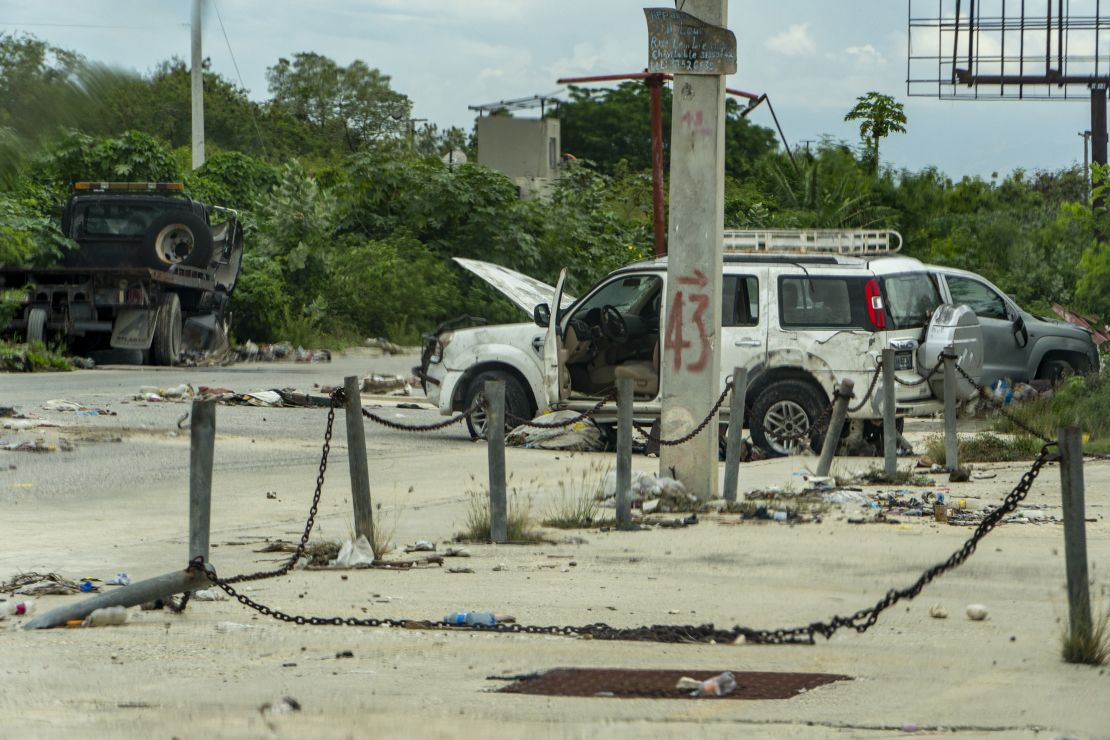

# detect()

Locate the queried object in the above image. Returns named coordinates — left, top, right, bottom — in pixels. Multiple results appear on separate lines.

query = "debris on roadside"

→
left=361, top=373, right=411, bottom=395
left=1, top=572, right=87, bottom=596
left=507, top=411, right=606, bottom=451
left=929, top=603, right=948, bottom=619
left=43, top=399, right=114, bottom=415
left=234, top=341, right=331, bottom=364
left=1, top=439, right=56, bottom=453
left=366, top=337, right=403, bottom=355
left=82, top=606, right=129, bottom=627
left=134, top=384, right=193, bottom=403
left=965, top=604, right=989, bottom=621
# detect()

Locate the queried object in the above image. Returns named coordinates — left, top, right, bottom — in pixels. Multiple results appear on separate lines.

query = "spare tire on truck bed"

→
left=142, top=211, right=213, bottom=270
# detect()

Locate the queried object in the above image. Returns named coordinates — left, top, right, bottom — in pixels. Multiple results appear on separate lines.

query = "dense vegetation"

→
left=1, top=32, right=1108, bottom=346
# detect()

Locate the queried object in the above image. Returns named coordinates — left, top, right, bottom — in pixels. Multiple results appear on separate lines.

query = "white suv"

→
left=417, top=231, right=985, bottom=456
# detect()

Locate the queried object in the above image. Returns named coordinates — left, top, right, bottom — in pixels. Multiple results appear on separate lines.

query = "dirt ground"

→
left=1, top=352, right=1108, bottom=739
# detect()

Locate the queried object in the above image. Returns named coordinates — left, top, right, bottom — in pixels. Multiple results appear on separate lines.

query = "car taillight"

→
left=865, top=278, right=885, bottom=329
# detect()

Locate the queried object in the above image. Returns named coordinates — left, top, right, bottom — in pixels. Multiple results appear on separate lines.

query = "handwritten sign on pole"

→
left=644, top=7, right=737, bottom=76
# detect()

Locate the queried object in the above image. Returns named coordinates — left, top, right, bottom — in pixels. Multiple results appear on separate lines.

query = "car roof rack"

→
left=722, top=229, right=902, bottom=255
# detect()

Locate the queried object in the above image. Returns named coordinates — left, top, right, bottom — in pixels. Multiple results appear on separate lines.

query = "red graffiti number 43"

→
left=665, top=270, right=711, bottom=373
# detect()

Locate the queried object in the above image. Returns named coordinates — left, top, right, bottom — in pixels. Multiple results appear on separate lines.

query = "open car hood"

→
left=453, top=258, right=575, bottom=316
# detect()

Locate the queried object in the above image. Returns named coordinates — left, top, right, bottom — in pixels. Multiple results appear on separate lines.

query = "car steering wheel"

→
left=600, top=305, right=628, bottom=341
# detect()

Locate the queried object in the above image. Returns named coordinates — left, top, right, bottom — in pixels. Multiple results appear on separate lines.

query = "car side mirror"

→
left=1013, top=315, right=1029, bottom=348
left=533, top=303, right=551, bottom=328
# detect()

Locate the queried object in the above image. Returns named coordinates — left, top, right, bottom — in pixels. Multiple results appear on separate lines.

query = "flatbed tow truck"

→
left=1, top=182, right=243, bottom=364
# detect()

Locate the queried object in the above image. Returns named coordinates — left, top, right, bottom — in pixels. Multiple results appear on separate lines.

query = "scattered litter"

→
left=447, top=567, right=474, bottom=574
left=689, top=671, right=737, bottom=697
left=655, top=514, right=698, bottom=528
left=43, top=399, right=114, bottom=415
left=801, top=475, right=835, bottom=490
left=362, top=374, right=409, bottom=395
left=1, top=439, right=56, bottom=453
left=83, top=606, right=128, bottom=627
left=69, top=356, right=95, bottom=369
left=820, top=490, right=871, bottom=506
left=105, top=573, right=131, bottom=587
left=332, top=535, right=376, bottom=568
left=136, top=384, right=193, bottom=403
left=444, top=611, right=496, bottom=626
left=79, top=580, right=96, bottom=593
left=443, top=547, right=470, bottom=557
left=366, top=337, right=403, bottom=354
left=929, top=604, right=948, bottom=619
left=191, top=589, right=228, bottom=601
left=404, top=540, right=435, bottom=553
left=675, top=676, right=703, bottom=691
left=335, top=650, right=354, bottom=659
left=215, top=621, right=262, bottom=632
left=3, top=419, right=57, bottom=430
left=0, top=598, right=34, bottom=618
left=260, top=696, right=301, bottom=716
left=1, top=572, right=86, bottom=596
left=966, top=604, right=989, bottom=621
left=508, top=411, right=606, bottom=452
left=972, top=471, right=997, bottom=480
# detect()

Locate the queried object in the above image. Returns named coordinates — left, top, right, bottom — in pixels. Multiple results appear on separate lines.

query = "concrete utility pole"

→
left=191, top=0, right=205, bottom=170
left=659, top=0, right=728, bottom=499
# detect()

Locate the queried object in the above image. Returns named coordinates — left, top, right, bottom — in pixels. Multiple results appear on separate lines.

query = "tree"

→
left=266, top=53, right=411, bottom=154
left=844, top=92, right=907, bottom=172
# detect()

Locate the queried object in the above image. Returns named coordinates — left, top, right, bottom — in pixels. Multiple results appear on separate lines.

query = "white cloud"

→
left=765, top=23, right=816, bottom=57
left=845, top=44, right=886, bottom=67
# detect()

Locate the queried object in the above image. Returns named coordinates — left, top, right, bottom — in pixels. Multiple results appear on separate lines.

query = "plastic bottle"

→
left=443, top=611, right=496, bottom=626
left=83, top=606, right=128, bottom=627
left=0, top=599, right=34, bottom=618
left=692, top=671, right=737, bottom=697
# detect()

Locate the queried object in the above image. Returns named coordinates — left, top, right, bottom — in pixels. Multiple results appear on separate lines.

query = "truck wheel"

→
left=1036, top=358, right=1076, bottom=385
left=151, top=293, right=182, bottom=366
left=25, top=307, right=47, bottom=344
left=144, top=211, right=213, bottom=270
left=463, top=371, right=532, bottom=440
left=749, top=380, right=826, bottom=457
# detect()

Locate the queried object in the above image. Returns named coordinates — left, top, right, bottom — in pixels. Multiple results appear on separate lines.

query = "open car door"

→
left=543, top=269, right=567, bottom=407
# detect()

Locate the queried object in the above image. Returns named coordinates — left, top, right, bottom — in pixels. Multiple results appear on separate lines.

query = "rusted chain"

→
left=362, top=404, right=478, bottom=432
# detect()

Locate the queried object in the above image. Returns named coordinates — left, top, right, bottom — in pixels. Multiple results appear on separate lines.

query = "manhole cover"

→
left=497, top=668, right=850, bottom=700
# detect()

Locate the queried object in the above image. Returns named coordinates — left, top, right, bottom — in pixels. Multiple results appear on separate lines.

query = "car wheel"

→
left=750, top=380, right=827, bottom=457
left=464, top=371, right=532, bottom=439
left=151, top=293, right=182, bottom=366
left=25, top=307, right=47, bottom=344
left=1036, top=359, right=1076, bottom=385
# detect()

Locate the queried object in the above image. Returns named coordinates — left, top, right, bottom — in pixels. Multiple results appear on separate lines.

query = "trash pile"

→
left=234, top=341, right=332, bottom=364
left=508, top=411, right=606, bottom=451
left=134, top=384, right=194, bottom=403
left=43, top=399, right=114, bottom=415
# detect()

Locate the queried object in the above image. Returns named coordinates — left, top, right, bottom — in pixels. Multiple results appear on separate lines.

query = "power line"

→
left=0, top=22, right=187, bottom=30
left=210, top=0, right=269, bottom=159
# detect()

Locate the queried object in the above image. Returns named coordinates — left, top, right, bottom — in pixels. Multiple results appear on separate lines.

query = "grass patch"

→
left=303, top=539, right=341, bottom=566
left=457, top=474, right=542, bottom=543
left=852, top=466, right=932, bottom=486
left=1061, top=603, right=1110, bottom=666
left=542, top=461, right=611, bottom=529
left=923, top=432, right=1042, bottom=464
left=369, top=500, right=396, bottom=560
left=992, top=371, right=1110, bottom=455
left=0, top=340, right=71, bottom=372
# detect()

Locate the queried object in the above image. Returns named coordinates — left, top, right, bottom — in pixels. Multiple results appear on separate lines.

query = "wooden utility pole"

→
left=191, top=0, right=205, bottom=170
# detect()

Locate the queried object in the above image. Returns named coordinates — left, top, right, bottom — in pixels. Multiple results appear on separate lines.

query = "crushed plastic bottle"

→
left=691, top=671, right=737, bottom=697
left=443, top=611, right=496, bottom=626
left=83, top=606, right=129, bottom=627
left=0, top=599, right=34, bottom=619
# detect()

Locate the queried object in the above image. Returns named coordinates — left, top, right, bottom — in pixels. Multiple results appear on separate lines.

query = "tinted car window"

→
left=882, top=273, right=941, bottom=329
left=947, top=275, right=1008, bottom=320
left=779, top=276, right=867, bottom=329
left=723, top=275, right=758, bottom=327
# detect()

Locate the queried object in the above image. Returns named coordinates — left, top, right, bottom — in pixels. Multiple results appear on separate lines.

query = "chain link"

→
left=362, top=404, right=478, bottom=433
left=506, top=393, right=615, bottom=430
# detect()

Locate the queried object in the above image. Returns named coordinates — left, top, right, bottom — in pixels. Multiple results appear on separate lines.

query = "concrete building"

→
left=471, top=95, right=562, bottom=199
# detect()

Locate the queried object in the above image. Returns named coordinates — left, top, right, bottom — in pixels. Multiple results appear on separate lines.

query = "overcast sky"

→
left=0, top=0, right=1095, bottom=179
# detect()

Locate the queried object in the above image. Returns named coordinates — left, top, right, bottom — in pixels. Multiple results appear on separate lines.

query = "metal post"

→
left=1092, top=86, right=1107, bottom=208
left=1059, top=426, right=1092, bottom=642
left=659, top=0, right=727, bottom=501
left=816, top=379, right=854, bottom=477
left=615, top=377, right=634, bottom=528
left=722, top=367, right=748, bottom=502
left=882, top=349, right=897, bottom=478
left=344, top=376, right=374, bottom=546
left=943, top=345, right=959, bottom=471
left=486, top=380, right=508, bottom=543
left=190, top=0, right=205, bottom=170
left=647, top=74, right=667, bottom=257
left=25, top=567, right=213, bottom=630
left=188, top=399, right=215, bottom=562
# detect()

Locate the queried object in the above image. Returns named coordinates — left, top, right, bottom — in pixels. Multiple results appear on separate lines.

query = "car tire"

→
left=1036, top=359, right=1076, bottom=385
left=151, top=293, right=182, bottom=366
left=749, top=379, right=827, bottom=457
left=25, top=307, right=47, bottom=344
left=464, top=371, right=532, bottom=440
left=143, top=211, right=213, bottom=270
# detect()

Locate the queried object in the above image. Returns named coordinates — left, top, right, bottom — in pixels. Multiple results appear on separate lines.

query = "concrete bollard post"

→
left=485, top=380, right=508, bottom=543
left=188, top=399, right=215, bottom=562
left=816, top=379, right=855, bottom=477
left=615, top=377, right=634, bottom=529
left=882, top=349, right=897, bottom=478
left=1059, top=426, right=1093, bottom=644
left=943, top=345, right=959, bottom=471
left=722, top=367, right=748, bottom=503
left=344, top=375, right=375, bottom=547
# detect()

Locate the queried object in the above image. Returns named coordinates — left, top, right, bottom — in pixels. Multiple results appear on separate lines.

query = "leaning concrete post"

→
left=1059, top=426, right=1092, bottom=646
left=485, top=380, right=508, bottom=543
left=189, top=399, right=215, bottom=562
left=881, top=349, right=898, bottom=478
left=615, top=377, right=634, bottom=529
left=344, top=376, right=374, bottom=546
left=722, top=368, right=748, bottom=503
left=816, top=379, right=854, bottom=477
left=943, top=346, right=959, bottom=471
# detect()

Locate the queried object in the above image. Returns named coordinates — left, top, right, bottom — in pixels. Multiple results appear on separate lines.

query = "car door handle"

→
left=734, top=339, right=761, bottom=347
left=532, top=336, right=544, bottom=352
